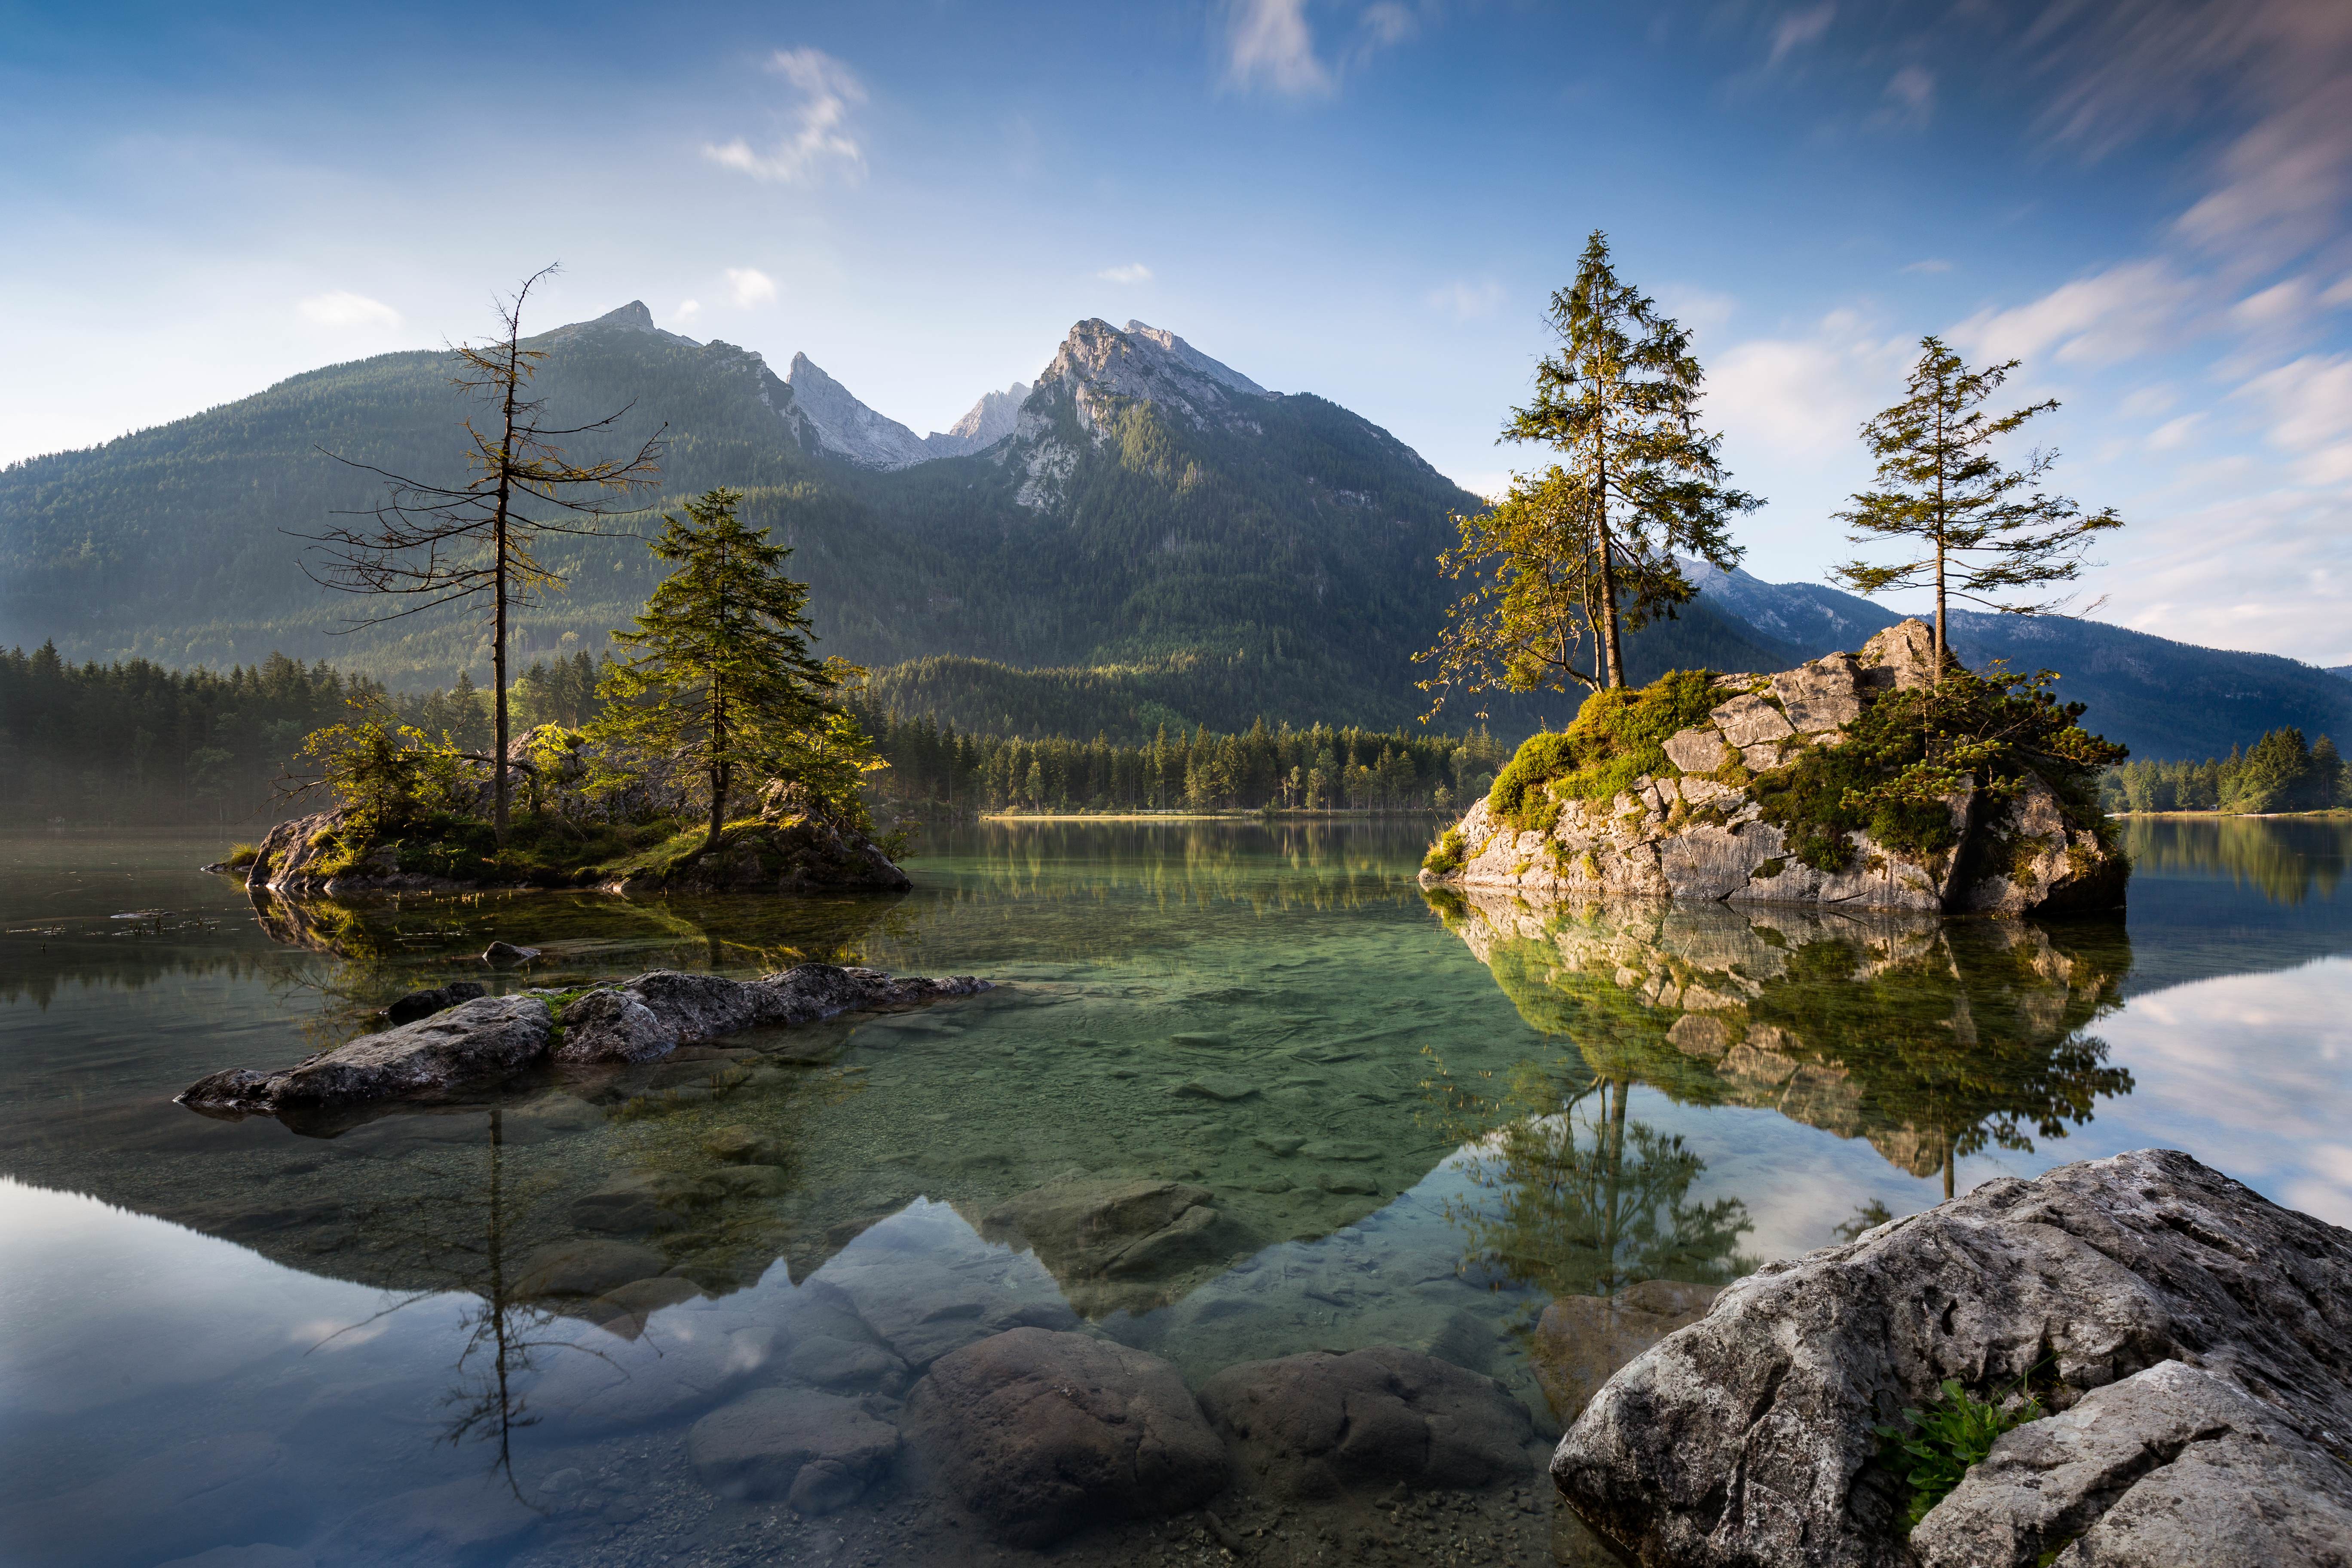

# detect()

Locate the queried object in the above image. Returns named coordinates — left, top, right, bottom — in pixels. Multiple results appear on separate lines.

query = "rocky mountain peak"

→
left=544, top=300, right=700, bottom=349
left=786, top=353, right=934, bottom=471
left=1027, top=318, right=1273, bottom=445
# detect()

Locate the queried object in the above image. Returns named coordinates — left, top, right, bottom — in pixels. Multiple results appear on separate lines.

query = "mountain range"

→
left=1, top=303, right=2344, bottom=758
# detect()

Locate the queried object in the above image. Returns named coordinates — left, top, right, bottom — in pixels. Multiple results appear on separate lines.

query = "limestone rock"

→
left=1421, top=618, right=2122, bottom=915
left=1914, top=1358, right=2352, bottom=1568
left=1199, top=1344, right=1537, bottom=1498
left=481, top=940, right=540, bottom=964
left=1663, top=727, right=1733, bottom=773
left=381, top=980, right=486, bottom=1025
left=554, top=987, right=677, bottom=1063
left=1551, top=1149, right=2352, bottom=1568
left=177, top=995, right=552, bottom=1115
left=687, top=1388, right=900, bottom=1513
left=902, top=1327, right=1226, bottom=1545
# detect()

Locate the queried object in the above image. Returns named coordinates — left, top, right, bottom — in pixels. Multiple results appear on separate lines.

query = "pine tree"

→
left=1419, top=231, right=1754, bottom=710
left=588, top=488, right=864, bottom=851
left=1833, top=337, right=2122, bottom=683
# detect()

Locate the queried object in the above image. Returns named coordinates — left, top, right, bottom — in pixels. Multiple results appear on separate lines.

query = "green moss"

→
left=1752, top=857, right=1786, bottom=880
left=1486, top=670, right=1724, bottom=833
left=1421, top=827, right=1467, bottom=877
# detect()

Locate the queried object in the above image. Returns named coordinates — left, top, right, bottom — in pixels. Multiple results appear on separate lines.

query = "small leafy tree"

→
left=294, top=706, right=470, bottom=833
left=1833, top=337, right=2122, bottom=682
left=1421, top=231, right=1755, bottom=710
left=588, top=487, right=874, bottom=850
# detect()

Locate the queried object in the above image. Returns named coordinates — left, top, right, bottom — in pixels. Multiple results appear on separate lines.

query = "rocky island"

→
left=179, top=962, right=987, bottom=1121
left=1420, top=620, right=2128, bottom=916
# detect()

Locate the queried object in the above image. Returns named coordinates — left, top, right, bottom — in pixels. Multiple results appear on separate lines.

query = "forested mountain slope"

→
left=0, top=305, right=1793, bottom=733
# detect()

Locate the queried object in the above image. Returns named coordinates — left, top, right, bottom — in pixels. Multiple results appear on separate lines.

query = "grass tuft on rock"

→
left=1486, top=670, right=1724, bottom=834
left=1422, top=827, right=1467, bottom=877
left=1877, top=1376, right=2045, bottom=1534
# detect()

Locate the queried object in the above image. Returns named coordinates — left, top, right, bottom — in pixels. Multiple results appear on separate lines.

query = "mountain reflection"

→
left=1426, top=887, right=2134, bottom=1197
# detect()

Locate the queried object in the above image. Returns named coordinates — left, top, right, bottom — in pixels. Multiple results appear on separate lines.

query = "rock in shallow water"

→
left=903, top=1327, right=1226, bottom=1545
left=1552, top=1148, right=2352, bottom=1568
left=380, top=980, right=485, bottom=1025
left=1199, top=1345, right=1537, bottom=1498
left=688, top=1388, right=900, bottom=1513
left=178, top=994, right=553, bottom=1114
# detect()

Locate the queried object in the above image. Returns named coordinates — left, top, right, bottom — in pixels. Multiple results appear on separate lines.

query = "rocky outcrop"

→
left=1199, top=1346, right=1539, bottom=1499
left=902, top=1327, right=1228, bottom=1545
left=1551, top=1149, right=2352, bottom=1568
left=554, top=965, right=990, bottom=1064
left=1423, top=620, right=2125, bottom=915
left=602, top=814, right=911, bottom=895
left=179, top=964, right=990, bottom=1115
left=179, top=994, right=554, bottom=1116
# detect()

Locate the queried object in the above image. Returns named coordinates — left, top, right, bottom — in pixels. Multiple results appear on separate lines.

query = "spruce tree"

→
left=1419, top=230, right=1754, bottom=710
left=588, top=488, right=865, bottom=851
left=1833, top=337, right=2122, bottom=683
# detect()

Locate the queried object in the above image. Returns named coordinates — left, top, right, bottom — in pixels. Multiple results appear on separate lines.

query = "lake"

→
left=3, top=816, right=2348, bottom=1567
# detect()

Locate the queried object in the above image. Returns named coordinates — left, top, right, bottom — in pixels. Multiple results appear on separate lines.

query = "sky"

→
left=4, top=0, right=2351, bottom=664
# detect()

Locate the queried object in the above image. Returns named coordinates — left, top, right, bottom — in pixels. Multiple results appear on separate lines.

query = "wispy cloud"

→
left=1097, top=263, right=1154, bottom=284
left=1952, top=260, right=2200, bottom=368
left=297, top=291, right=400, bottom=330
left=1223, top=0, right=1421, bottom=98
left=1765, top=3, right=1834, bottom=70
left=725, top=267, right=778, bottom=307
left=1901, top=258, right=1952, bottom=274
left=1874, top=66, right=1934, bottom=130
left=1426, top=278, right=1504, bottom=320
left=703, top=48, right=868, bottom=184
left=2234, top=352, right=2352, bottom=484
left=671, top=299, right=703, bottom=325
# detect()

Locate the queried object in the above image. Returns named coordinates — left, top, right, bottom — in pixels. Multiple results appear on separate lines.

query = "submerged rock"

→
left=687, top=1388, right=900, bottom=1514
left=903, top=1327, right=1226, bottom=1545
left=1529, top=1279, right=1721, bottom=1427
left=1552, top=1149, right=2352, bottom=1568
left=1422, top=619, right=2125, bottom=915
left=555, top=964, right=992, bottom=1065
left=981, top=1177, right=1228, bottom=1314
left=1199, top=1344, right=1537, bottom=1499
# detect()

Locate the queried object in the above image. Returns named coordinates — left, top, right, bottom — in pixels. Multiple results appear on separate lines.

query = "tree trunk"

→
left=489, top=333, right=521, bottom=839
left=707, top=761, right=726, bottom=852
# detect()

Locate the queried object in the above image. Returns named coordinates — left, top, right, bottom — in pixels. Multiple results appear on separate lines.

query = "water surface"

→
left=3, top=816, right=2348, bottom=1566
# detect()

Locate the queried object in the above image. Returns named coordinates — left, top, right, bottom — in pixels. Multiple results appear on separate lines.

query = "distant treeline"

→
left=852, top=707, right=1513, bottom=816
left=2101, top=727, right=2348, bottom=815
left=0, top=642, right=1507, bottom=824
left=0, top=643, right=604, bottom=825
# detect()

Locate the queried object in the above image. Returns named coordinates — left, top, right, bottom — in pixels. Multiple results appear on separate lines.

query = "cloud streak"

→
left=1097, top=262, right=1154, bottom=284
left=296, top=291, right=399, bottom=330
left=703, top=48, right=868, bottom=184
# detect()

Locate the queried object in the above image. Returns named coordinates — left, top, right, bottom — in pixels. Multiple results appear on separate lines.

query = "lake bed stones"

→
left=1199, top=1344, right=1537, bottom=1498
left=687, top=1388, right=900, bottom=1514
left=902, top=1327, right=1225, bottom=1545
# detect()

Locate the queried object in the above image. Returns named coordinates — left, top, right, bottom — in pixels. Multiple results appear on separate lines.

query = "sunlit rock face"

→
left=1424, top=620, right=2127, bottom=914
left=1554, top=1149, right=2352, bottom=1568
left=1430, top=884, right=2132, bottom=1183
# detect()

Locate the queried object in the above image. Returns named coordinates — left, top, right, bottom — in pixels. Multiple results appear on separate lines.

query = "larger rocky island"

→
left=1421, top=620, right=2127, bottom=916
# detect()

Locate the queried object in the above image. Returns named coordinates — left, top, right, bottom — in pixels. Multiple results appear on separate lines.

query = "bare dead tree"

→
left=298, top=265, right=665, bottom=836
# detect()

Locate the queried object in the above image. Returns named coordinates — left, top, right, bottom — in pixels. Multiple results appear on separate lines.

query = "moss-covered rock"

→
left=1418, top=620, right=2128, bottom=916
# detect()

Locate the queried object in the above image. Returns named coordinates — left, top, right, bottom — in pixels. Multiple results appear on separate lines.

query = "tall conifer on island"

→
left=300, top=265, right=665, bottom=838
left=588, top=487, right=874, bottom=853
left=1832, top=337, right=2122, bottom=684
left=1418, top=231, right=1755, bottom=712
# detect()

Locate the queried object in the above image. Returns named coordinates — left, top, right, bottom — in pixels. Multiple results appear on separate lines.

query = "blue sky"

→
left=5, top=0, right=2350, bottom=662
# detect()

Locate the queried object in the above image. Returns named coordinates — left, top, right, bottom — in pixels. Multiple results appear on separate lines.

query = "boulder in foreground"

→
left=1552, top=1148, right=2352, bottom=1568
left=902, top=1326, right=1226, bottom=1546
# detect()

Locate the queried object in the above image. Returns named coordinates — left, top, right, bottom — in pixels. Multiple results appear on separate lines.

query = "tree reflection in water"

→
left=1427, top=886, right=2135, bottom=1213
left=1429, top=1059, right=1755, bottom=1301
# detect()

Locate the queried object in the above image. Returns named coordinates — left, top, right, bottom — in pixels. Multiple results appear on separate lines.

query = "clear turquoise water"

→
left=2, top=817, right=2347, bottom=1566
